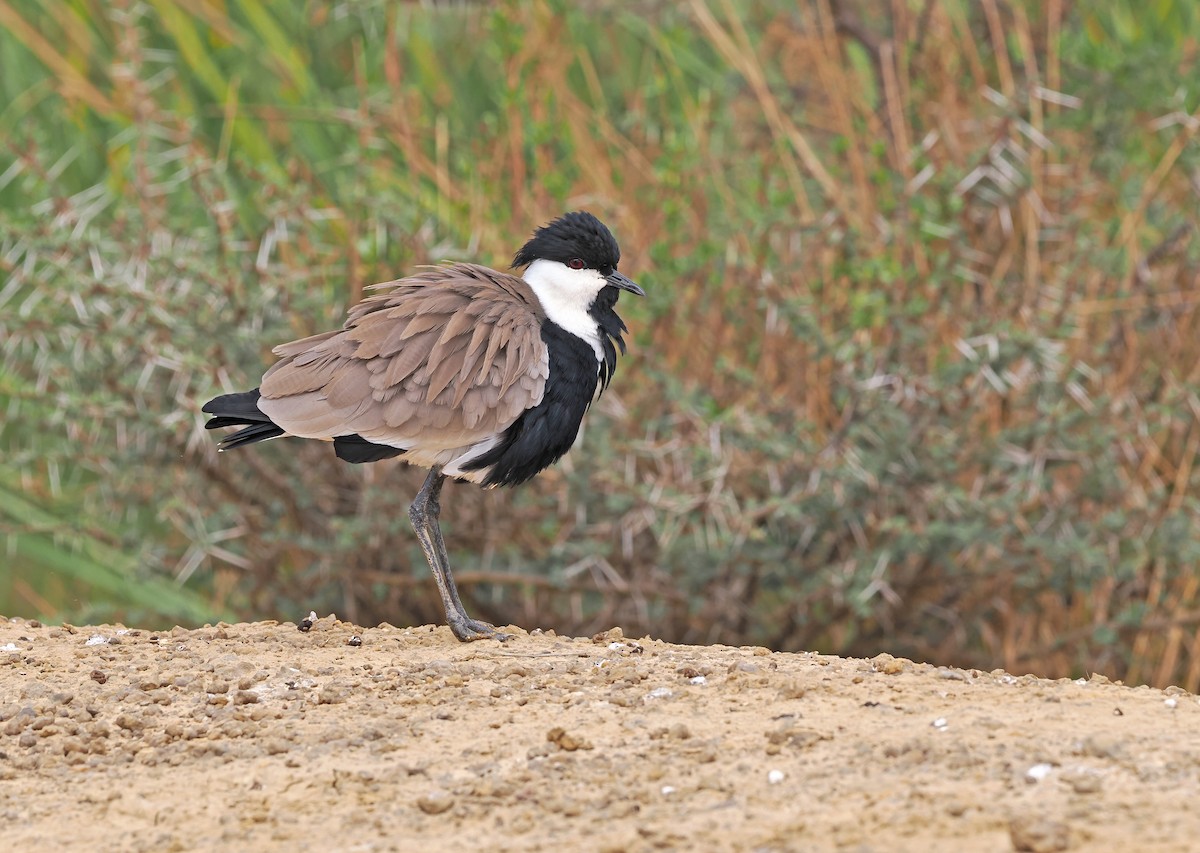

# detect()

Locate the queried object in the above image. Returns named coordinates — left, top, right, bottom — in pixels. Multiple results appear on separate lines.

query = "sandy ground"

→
left=2, top=615, right=1199, bottom=852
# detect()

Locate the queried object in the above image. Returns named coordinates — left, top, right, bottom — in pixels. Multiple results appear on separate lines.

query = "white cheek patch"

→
left=522, top=259, right=606, bottom=361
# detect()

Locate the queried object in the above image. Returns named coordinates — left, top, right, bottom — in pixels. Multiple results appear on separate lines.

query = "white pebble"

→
left=646, top=687, right=674, bottom=701
left=1074, top=678, right=1088, bottom=686
left=932, top=717, right=948, bottom=730
left=768, top=770, right=785, bottom=785
left=1164, top=697, right=1178, bottom=709
left=688, top=675, right=707, bottom=686
left=0, top=643, right=19, bottom=652
left=85, top=635, right=109, bottom=646
left=660, top=786, right=676, bottom=796
left=1026, top=763, right=1053, bottom=782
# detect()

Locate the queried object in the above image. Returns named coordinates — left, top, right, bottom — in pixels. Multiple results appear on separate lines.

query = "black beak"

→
left=606, top=271, right=645, bottom=297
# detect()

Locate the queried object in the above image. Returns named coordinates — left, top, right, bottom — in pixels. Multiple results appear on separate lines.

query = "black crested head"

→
left=512, top=211, right=621, bottom=274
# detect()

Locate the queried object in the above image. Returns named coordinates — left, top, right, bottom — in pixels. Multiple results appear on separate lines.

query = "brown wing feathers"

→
left=258, top=264, right=549, bottom=450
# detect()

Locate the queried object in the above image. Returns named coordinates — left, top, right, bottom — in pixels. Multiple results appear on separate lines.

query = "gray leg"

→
left=409, top=468, right=510, bottom=642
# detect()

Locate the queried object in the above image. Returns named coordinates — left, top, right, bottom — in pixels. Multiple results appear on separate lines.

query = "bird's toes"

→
left=469, top=619, right=513, bottom=642
left=460, top=628, right=512, bottom=643
left=448, top=616, right=512, bottom=643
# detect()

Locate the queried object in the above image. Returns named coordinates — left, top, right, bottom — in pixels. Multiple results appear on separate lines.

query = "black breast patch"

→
left=462, top=320, right=599, bottom=487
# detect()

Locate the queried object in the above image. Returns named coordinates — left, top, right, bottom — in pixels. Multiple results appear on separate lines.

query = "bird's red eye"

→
left=568, top=258, right=585, bottom=270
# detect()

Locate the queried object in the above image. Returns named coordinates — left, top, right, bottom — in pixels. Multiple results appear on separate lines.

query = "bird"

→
left=202, top=211, right=643, bottom=642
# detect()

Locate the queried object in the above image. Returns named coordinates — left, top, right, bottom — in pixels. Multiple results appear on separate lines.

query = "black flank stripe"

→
left=333, top=435, right=406, bottom=464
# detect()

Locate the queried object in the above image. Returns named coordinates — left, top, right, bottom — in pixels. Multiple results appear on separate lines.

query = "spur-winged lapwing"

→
left=202, top=211, right=643, bottom=641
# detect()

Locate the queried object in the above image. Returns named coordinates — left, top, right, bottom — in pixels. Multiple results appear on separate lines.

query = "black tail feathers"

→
left=202, top=388, right=285, bottom=451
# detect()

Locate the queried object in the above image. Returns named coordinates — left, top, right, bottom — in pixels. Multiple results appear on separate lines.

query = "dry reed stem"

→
left=1045, top=0, right=1063, bottom=113
left=1185, top=626, right=1200, bottom=691
left=691, top=0, right=839, bottom=224
left=1157, top=572, right=1200, bottom=685
left=1113, top=105, right=1200, bottom=278
left=814, top=0, right=875, bottom=223
left=980, top=0, right=1015, bottom=98
left=0, top=0, right=115, bottom=112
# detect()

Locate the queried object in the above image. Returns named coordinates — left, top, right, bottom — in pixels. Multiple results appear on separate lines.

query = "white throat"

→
left=522, top=259, right=606, bottom=361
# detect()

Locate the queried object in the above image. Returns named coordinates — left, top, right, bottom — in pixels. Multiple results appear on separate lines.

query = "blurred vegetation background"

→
left=3, top=0, right=1200, bottom=688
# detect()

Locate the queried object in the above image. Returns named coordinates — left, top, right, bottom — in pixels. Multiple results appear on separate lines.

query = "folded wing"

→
left=258, top=264, right=550, bottom=453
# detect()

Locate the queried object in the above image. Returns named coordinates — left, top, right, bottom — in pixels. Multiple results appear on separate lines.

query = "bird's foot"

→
left=447, top=614, right=512, bottom=643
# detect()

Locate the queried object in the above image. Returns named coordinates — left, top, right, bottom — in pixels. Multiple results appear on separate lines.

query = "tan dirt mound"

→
left=1, top=616, right=1196, bottom=852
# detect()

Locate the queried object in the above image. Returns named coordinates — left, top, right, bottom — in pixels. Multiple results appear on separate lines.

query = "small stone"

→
left=2, top=716, right=28, bottom=736
left=317, top=687, right=348, bottom=705
left=1079, top=734, right=1124, bottom=760
left=765, top=723, right=825, bottom=751
left=547, top=727, right=593, bottom=752
left=606, top=689, right=640, bottom=707
left=776, top=680, right=806, bottom=700
left=348, top=635, right=362, bottom=647
left=1026, top=763, right=1054, bottom=782
left=872, top=653, right=908, bottom=675
left=416, top=789, right=454, bottom=815
left=114, top=714, right=145, bottom=732
left=1061, top=770, right=1102, bottom=794
left=767, top=770, right=784, bottom=785
left=1010, top=816, right=1070, bottom=852
left=938, top=668, right=969, bottom=681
